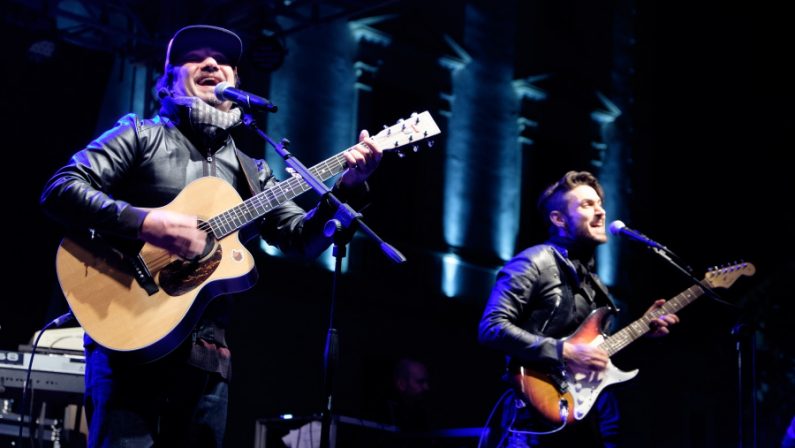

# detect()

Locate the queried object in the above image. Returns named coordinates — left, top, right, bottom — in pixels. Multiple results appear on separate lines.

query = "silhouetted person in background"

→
left=387, top=357, right=432, bottom=433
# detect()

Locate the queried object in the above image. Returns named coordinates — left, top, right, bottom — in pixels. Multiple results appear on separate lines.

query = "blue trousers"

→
left=84, top=345, right=228, bottom=448
left=487, top=389, right=621, bottom=448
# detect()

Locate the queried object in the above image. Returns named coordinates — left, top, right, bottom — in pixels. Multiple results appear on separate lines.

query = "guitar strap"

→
left=233, top=148, right=263, bottom=197
left=588, top=272, right=614, bottom=309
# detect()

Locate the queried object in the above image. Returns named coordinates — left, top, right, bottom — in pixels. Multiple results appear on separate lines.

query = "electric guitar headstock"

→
left=704, top=262, right=756, bottom=288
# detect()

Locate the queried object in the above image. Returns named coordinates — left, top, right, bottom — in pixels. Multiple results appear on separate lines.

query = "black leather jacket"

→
left=40, top=112, right=361, bottom=257
left=478, top=243, right=615, bottom=371
left=40, top=109, right=369, bottom=374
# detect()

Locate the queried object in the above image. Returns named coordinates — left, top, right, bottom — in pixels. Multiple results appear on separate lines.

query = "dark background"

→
left=3, top=1, right=792, bottom=447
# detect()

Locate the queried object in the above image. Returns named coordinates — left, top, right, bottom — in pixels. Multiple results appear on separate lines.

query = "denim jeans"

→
left=489, top=389, right=621, bottom=448
left=84, top=344, right=228, bottom=448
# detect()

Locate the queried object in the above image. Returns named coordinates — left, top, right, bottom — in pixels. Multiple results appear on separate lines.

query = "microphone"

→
left=214, top=82, right=278, bottom=112
left=608, top=220, right=667, bottom=250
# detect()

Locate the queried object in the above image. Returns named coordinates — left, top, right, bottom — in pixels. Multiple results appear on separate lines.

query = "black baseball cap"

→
left=165, top=24, right=243, bottom=70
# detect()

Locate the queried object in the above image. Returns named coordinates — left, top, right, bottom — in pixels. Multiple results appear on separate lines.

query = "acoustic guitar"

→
left=55, top=111, right=441, bottom=362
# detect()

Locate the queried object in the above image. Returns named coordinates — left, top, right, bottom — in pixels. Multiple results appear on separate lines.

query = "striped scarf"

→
left=161, top=95, right=242, bottom=142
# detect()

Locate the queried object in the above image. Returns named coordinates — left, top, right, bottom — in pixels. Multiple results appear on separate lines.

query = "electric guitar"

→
left=512, top=262, right=755, bottom=424
left=55, top=111, right=441, bottom=363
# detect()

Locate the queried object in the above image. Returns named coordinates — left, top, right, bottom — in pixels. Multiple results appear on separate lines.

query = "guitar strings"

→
left=187, top=121, right=435, bottom=238
left=188, top=122, right=437, bottom=237
left=194, top=152, right=349, bottom=238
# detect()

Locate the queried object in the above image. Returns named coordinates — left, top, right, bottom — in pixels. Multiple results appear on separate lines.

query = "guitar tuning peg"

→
left=410, top=112, right=418, bottom=118
left=427, top=140, right=434, bottom=147
left=412, top=145, right=419, bottom=153
left=397, top=152, right=406, bottom=159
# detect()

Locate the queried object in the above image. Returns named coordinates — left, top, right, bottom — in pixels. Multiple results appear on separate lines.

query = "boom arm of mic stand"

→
left=240, top=114, right=406, bottom=264
left=648, top=246, right=737, bottom=308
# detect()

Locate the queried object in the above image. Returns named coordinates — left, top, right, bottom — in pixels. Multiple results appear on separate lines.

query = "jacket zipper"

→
left=205, top=153, right=216, bottom=177
left=540, top=295, right=562, bottom=333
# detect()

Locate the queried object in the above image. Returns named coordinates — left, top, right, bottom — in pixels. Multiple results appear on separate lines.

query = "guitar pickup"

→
left=550, top=370, right=569, bottom=393
left=128, top=255, right=159, bottom=296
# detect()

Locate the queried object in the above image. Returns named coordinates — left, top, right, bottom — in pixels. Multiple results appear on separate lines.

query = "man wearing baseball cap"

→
left=41, top=24, right=382, bottom=447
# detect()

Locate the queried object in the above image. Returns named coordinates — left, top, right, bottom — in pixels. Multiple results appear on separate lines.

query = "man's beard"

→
left=571, top=223, right=606, bottom=247
left=201, top=95, right=223, bottom=108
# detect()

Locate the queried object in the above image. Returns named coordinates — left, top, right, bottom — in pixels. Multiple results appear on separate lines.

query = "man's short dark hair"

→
left=537, top=171, right=604, bottom=234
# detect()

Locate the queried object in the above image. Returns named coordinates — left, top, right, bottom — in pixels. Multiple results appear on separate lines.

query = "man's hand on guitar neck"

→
left=645, top=299, right=680, bottom=338
left=339, top=129, right=383, bottom=188
left=562, top=342, right=609, bottom=372
left=140, top=209, right=208, bottom=260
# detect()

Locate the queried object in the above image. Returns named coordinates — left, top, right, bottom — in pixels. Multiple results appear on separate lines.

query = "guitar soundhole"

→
left=159, top=245, right=223, bottom=296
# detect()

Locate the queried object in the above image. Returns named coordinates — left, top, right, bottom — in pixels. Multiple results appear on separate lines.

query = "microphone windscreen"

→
left=214, top=82, right=231, bottom=100
left=607, top=220, right=626, bottom=235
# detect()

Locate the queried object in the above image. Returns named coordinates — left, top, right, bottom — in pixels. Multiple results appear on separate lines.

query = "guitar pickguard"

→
left=159, top=245, right=223, bottom=296
left=566, top=335, right=639, bottom=420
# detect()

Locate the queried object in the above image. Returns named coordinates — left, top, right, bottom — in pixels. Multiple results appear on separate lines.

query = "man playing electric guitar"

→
left=478, top=171, right=679, bottom=448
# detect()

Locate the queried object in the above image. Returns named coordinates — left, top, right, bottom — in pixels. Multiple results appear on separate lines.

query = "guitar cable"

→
left=476, top=389, right=512, bottom=448
left=16, top=311, right=75, bottom=448
left=476, top=391, right=570, bottom=448
left=504, top=397, right=569, bottom=441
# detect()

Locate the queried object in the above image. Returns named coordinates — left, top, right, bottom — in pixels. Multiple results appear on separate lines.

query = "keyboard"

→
left=0, top=351, right=85, bottom=394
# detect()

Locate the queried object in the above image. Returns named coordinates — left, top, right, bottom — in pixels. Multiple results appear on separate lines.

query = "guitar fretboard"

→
left=193, top=110, right=440, bottom=239
left=600, top=283, right=705, bottom=356
left=208, top=151, right=349, bottom=238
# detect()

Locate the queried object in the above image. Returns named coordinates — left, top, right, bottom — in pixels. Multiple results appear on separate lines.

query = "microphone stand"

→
left=646, top=246, right=753, bottom=448
left=239, top=112, right=406, bottom=448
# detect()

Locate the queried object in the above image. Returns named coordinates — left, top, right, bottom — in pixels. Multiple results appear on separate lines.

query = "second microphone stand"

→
left=645, top=243, right=753, bottom=448
left=240, top=113, right=406, bottom=448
